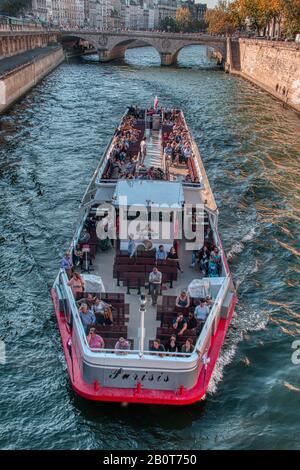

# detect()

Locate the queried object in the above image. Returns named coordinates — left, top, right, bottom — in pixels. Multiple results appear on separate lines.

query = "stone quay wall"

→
left=228, top=38, right=300, bottom=114
left=0, top=47, right=64, bottom=114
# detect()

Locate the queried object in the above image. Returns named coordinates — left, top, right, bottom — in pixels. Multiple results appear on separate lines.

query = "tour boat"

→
left=51, top=105, right=237, bottom=406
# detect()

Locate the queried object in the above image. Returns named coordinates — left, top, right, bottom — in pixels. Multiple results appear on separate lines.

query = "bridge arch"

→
left=171, top=42, right=226, bottom=66
left=104, top=36, right=163, bottom=64
left=60, top=34, right=99, bottom=56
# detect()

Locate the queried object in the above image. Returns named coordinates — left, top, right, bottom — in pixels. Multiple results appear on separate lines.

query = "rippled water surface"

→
left=0, top=46, right=299, bottom=450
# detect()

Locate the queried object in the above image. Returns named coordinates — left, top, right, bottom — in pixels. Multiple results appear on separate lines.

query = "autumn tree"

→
left=281, top=0, right=300, bottom=37
left=205, top=1, right=237, bottom=35
left=176, top=6, right=193, bottom=32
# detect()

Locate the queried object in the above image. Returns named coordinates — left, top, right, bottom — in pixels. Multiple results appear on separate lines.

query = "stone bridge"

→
left=60, top=30, right=228, bottom=66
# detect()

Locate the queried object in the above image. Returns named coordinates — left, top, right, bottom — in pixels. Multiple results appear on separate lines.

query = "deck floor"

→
left=91, top=242, right=203, bottom=349
left=86, top=126, right=202, bottom=348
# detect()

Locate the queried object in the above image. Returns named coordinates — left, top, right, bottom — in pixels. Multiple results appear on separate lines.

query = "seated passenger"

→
left=79, top=227, right=90, bottom=244
left=150, top=339, right=165, bottom=353
left=167, top=246, right=183, bottom=273
left=77, top=293, right=94, bottom=308
left=187, top=311, right=198, bottom=330
left=93, top=297, right=113, bottom=325
left=79, top=303, right=96, bottom=334
left=165, top=335, right=179, bottom=353
left=205, top=295, right=213, bottom=308
left=115, top=337, right=130, bottom=352
left=87, top=327, right=105, bottom=349
left=156, top=244, right=167, bottom=261
left=67, top=271, right=85, bottom=296
left=194, top=299, right=209, bottom=331
left=172, top=313, right=188, bottom=336
left=175, top=290, right=191, bottom=309
left=181, top=338, right=194, bottom=354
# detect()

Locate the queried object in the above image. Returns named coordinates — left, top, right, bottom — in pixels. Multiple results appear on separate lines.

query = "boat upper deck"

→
left=91, top=107, right=217, bottom=213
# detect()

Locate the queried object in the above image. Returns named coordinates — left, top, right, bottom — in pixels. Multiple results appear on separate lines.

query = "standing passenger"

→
left=149, top=267, right=162, bottom=306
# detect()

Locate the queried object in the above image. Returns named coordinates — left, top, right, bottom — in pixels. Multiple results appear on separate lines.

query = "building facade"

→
left=31, top=0, right=48, bottom=20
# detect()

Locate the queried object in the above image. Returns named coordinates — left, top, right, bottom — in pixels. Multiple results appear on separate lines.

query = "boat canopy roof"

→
left=113, top=180, right=184, bottom=208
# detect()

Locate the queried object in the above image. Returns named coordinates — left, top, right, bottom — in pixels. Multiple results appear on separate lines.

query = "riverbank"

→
left=0, top=45, right=64, bottom=113
left=228, top=38, right=300, bottom=114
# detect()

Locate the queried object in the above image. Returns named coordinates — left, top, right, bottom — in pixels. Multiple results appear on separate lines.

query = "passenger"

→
left=172, top=313, right=188, bottom=336
left=67, top=271, right=85, bottom=296
left=79, top=227, right=90, bottom=244
left=115, top=337, right=130, bottom=352
left=181, top=338, right=194, bottom=353
left=175, top=290, right=191, bottom=309
left=93, top=297, right=113, bottom=325
left=150, top=339, right=165, bottom=353
left=149, top=267, right=162, bottom=306
left=194, top=299, right=209, bottom=331
left=205, top=295, right=213, bottom=308
left=209, top=260, right=219, bottom=277
left=167, top=246, right=183, bottom=273
left=156, top=244, right=167, bottom=261
left=73, top=244, right=84, bottom=267
left=190, top=248, right=200, bottom=268
left=165, top=335, right=179, bottom=353
left=163, top=142, right=173, bottom=163
left=128, top=234, right=136, bottom=258
left=60, top=251, right=73, bottom=277
left=79, top=303, right=96, bottom=334
left=210, top=247, right=222, bottom=275
left=78, top=293, right=94, bottom=308
left=140, top=136, right=147, bottom=164
left=199, top=245, right=210, bottom=276
left=187, top=311, right=198, bottom=330
left=87, top=327, right=105, bottom=349
left=204, top=226, right=214, bottom=247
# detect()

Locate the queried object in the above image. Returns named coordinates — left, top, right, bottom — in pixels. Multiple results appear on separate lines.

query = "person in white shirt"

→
left=194, top=299, right=210, bottom=331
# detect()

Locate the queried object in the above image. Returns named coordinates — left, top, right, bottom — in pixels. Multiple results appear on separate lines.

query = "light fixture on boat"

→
left=139, top=294, right=147, bottom=358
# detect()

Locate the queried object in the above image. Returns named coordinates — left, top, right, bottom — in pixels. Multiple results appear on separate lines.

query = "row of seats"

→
left=76, top=292, right=129, bottom=323
left=113, top=254, right=178, bottom=294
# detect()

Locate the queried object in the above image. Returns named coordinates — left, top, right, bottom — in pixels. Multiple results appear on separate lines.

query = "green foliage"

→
left=0, top=0, right=31, bottom=16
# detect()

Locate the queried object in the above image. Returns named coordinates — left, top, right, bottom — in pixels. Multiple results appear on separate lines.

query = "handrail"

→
left=59, top=268, right=198, bottom=360
left=195, top=274, right=230, bottom=353
left=80, top=136, right=114, bottom=207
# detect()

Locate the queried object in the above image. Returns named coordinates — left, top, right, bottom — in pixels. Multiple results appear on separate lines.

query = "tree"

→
left=160, top=16, right=179, bottom=33
left=281, top=0, right=300, bottom=37
left=176, top=6, right=193, bottom=32
left=230, top=0, right=282, bottom=35
left=205, top=1, right=237, bottom=35
left=0, top=0, right=31, bottom=16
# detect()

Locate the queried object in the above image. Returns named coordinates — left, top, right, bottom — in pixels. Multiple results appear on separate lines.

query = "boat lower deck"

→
left=88, top=240, right=205, bottom=349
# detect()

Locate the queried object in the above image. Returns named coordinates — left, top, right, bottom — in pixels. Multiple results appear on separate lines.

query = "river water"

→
left=0, top=46, right=299, bottom=450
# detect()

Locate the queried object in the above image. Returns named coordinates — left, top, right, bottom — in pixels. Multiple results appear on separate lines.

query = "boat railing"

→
left=195, top=274, right=231, bottom=356
left=59, top=269, right=201, bottom=361
left=89, top=347, right=194, bottom=358
left=80, top=137, right=114, bottom=207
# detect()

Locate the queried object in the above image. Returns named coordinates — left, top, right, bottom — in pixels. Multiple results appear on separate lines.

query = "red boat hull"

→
left=51, top=288, right=237, bottom=406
